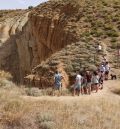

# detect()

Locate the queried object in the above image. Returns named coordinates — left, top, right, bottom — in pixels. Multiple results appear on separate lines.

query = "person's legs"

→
left=100, top=80, right=103, bottom=89
left=87, top=83, right=91, bottom=95
left=52, top=84, right=56, bottom=96
left=105, top=71, right=109, bottom=80
left=73, top=86, right=76, bottom=96
left=91, top=84, right=93, bottom=91
left=77, top=89, right=80, bottom=96
left=77, top=84, right=81, bottom=96
left=95, top=83, right=98, bottom=92
left=85, top=86, right=88, bottom=94
left=53, top=83, right=61, bottom=96
left=107, top=71, right=109, bottom=80
left=81, top=85, right=84, bottom=94
left=59, top=84, right=62, bottom=96
left=52, top=88, right=55, bottom=96
left=58, top=87, right=61, bottom=97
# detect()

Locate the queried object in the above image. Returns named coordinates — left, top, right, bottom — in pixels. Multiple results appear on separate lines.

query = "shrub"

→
left=0, top=71, right=12, bottom=80
left=104, top=25, right=114, bottom=31
left=117, top=25, right=120, bottom=30
left=112, top=17, right=120, bottom=22
left=1, top=99, right=28, bottom=126
left=40, top=121, right=56, bottom=129
left=25, top=87, right=42, bottom=96
left=91, top=30, right=103, bottom=37
left=102, top=1, right=108, bottom=6
left=110, top=43, right=117, bottom=49
left=106, top=30, right=119, bottom=37
left=65, top=64, right=74, bottom=73
left=42, top=88, right=53, bottom=96
left=36, top=113, right=56, bottom=129
left=28, top=6, right=33, bottom=9
left=111, top=38, right=117, bottom=43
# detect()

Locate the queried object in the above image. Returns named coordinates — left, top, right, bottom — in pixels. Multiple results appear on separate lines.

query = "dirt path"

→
left=22, top=80, right=120, bottom=102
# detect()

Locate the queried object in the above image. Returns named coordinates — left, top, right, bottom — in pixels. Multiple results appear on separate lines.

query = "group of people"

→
left=73, top=56, right=111, bottom=96
left=53, top=56, right=111, bottom=96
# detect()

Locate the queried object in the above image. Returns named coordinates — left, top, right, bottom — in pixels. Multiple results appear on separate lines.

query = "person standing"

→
left=98, top=71, right=104, bottom=89
left=91, top=71, right=99, bottom=93
left=53, top=71, right=63, bottom=96
left=99, top=63, right=106, bottom=73
left=97, top=43, right=102, bottom=53
left=74, top=71, right=82, bottom=96
left=86, top=71, right=92, bottom=95
left=105, top=62, right=110, bottom=80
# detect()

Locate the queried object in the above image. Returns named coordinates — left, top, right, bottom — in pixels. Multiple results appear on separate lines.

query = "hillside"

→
left=27, top=0, right=120, bottom=88
left=0, top=0, right=120, bottom=87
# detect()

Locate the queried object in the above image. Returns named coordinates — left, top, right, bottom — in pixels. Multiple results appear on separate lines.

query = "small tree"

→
left=28, top=6, right=33, bottom=9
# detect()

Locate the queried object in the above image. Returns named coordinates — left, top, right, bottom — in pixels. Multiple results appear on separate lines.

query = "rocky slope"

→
left=0, top=0, right=120, bottom=87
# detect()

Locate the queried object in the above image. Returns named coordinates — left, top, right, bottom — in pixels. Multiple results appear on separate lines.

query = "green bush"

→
left=90, top=30, right=103, bottom=37
left=111, top=38, right=117, bottom=43
left=102, top=1, right=108, bottom=6
left=106, top=30, right=119, bottom=37
left=104, top=25, right=114, bottom=31
left=112, top=17, right=120, bottom=22
left=28, top=6, right=33, bottom=9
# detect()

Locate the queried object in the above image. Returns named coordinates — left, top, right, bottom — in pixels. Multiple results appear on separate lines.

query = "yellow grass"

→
left=0, top=70, right=120, bottom=129
left=0, top=83, right=120, bottom=129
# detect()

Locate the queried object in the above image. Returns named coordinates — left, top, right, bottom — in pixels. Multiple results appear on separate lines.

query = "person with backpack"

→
left=53, top=71, right=63, bottom=96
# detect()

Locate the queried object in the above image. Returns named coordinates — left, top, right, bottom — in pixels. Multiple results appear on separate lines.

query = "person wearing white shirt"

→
left=74, top=72, right=82, bottom=96
left=97, top=43, right=102, bottom=53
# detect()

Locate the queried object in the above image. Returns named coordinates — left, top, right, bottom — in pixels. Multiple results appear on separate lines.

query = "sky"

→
left=0, top=0, right=48, bottom=9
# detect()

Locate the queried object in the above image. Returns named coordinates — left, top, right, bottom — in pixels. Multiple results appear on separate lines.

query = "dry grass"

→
left=0, top=71, right=12, bottom=80
left=0, top=91, right=120, bottom=129
left=0, top=71, right=120, bottom=129
left=111, top=83, right=120, bottom=95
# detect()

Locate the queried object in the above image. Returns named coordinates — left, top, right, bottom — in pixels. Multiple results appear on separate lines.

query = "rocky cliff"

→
left=0, top=0, right=120, bottom=87
left=0, top=10, right=29, bottom=82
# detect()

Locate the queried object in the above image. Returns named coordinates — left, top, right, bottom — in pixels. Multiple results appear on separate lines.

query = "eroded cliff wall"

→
left=0, top=10, right=29, bottom=82
left=0, top=1, right=80, bottom=83
left=0, top=0, right=120, bottom=86
left=10, top=0, right=81, bottom=83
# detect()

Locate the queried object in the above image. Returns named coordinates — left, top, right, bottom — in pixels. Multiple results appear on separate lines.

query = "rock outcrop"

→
left=0, top=0, right=120, bottom=87
left=0, top=10, right=28, bottom=82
